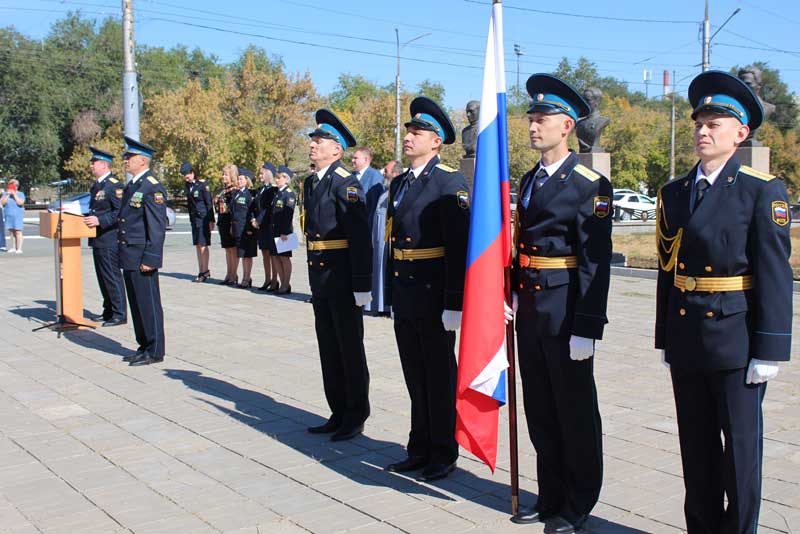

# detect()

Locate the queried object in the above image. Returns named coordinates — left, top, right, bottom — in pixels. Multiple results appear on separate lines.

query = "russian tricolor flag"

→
left=455, top=0, right=511, bottom=472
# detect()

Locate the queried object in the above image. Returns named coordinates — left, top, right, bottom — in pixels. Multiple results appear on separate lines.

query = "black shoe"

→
left=544, top=515, right=585, bottom=534
left=129, top=353, right=164, bottom=366
left=276, top=284, right=291, bottom=295
left=237, top=279, right=252, bottom=289
left=308, top=418, right=341, bottom=434
left=218, top=278, right=230, bottom=285
left=330, top=423, right=364, bottom=442
left=123, top=348, right=145, bottom=362
left=194, top=270, right=210, bottom=283
left=258, top=283, right=270, bottom=291
left=266, top=281, right=279, bottom=292
left=386, top=456, right=428, bottom=473
left=102, top=318, right=127, bottom=327
left=511, top=506, right=556, bottom=525
left=418, top=461, right=456, bottom=482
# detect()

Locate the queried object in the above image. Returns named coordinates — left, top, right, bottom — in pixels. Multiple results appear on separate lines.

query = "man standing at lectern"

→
left=83, top=147, right=127, bottom=327
left=117, top=137, right=168, bottom=366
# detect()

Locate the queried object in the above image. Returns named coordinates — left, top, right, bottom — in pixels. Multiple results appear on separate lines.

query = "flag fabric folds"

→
left=454, top=1, right=511, bottom=472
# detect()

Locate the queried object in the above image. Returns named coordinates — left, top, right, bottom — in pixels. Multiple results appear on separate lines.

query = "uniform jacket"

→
left=213, top=187, right=234, bottom=226
left=655, top=157, right=793, bottom=370
left=384, top=156, right=470, bottom=319
left=356, top=166, right=386, bottom=231
left=230, top=187, right=254, bottom=238
left=186, top=179, right=214, bottom=225
left=117, top=171, right=168, bottom=270
left=511, top=151, right=612, bottom=339
left=249, top=184, right=277, bottom=228
left=303, top=159, right=372, bottom=298
left=88, top=173, right=124, bottom=249
left=271, top=186, right=296, bottom=237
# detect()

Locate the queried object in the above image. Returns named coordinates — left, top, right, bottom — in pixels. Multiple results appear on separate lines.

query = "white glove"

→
left=503, top=293, right=518, bottom=325
left=353, top=291, right=372, bottom=307
left=569, top=335, right=594, bottom=361
left=661, top=349, right=670, bottom=369
left=442, top=309, right=462, bottom=331
left=746, top=358, right=779, bottom=384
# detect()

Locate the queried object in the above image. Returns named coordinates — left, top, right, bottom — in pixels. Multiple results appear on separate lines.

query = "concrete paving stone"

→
left=387, top=506, right=476, bottom=533
left=131, top=513, right=218, bottom=534
left=290, top=501, right=377, bottom=533
left=197, top=500, right=281, bottom=531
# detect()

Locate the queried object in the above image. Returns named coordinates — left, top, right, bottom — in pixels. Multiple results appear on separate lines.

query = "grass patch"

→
left=614, top=227, right=800, bottom=279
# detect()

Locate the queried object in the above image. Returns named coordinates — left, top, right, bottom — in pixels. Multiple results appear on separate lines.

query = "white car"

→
left=613, top=193, right=656, bottom=221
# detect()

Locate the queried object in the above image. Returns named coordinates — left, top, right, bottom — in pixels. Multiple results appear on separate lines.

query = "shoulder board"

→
left=199, top=178, right=206, bottom=182
left=435, top=163, right=456, bottom=172
left=739, top=165, right=775, bottom=182
left=573, top=164, right=601, bottom=182
left=147, top=176, right=159, bottom=185
left=286, top=188, right=293, bottom=193
left=334, top=167, right=350, bottom=178
left=108, top=177, right=119, bottom=184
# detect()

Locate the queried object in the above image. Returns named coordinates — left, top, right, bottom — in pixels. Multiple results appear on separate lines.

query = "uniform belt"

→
left=393, top=246, right=445, bottom=261
left=307, top=239, right=349, bottom=251
left=518, top=254, right=577, bottom=269
left=674, top=274, right=753, bottom=292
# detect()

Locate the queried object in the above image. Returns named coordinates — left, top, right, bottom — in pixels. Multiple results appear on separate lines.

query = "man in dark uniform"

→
left=304, top=109, right=373, bottom=441
left=507, top=74, right=612, bottom=534
left=655, top=71, right=793, bottom=534
left=250, top=162, right=278, bottom=291
left=383, top=97, right=470, bottom=482
left=83, top=146, right=127, bottom=326
left=183, top=162, right=215, bottom=283
left=117, top=136, right=168, bottom=367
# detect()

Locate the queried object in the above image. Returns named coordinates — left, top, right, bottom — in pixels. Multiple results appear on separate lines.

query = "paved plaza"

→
left=1, top=234, right=799, bottom=534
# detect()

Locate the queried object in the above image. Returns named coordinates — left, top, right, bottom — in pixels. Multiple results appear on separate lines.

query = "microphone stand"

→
left=33, top=182, right=94, bottom=336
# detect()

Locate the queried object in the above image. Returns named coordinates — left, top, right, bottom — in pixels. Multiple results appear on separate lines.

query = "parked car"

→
left=49, top=192, right=176, bottom=229
left=613, top=193, right=656, bottom=221
left=613, top=188, right=638, bottom=196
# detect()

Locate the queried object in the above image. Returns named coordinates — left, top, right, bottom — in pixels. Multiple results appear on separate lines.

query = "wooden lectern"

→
left=38, top=212, right=97, bottom=330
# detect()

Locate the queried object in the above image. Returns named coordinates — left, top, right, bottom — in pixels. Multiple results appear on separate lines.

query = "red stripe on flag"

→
left=456, top=388, right=500, bottom=472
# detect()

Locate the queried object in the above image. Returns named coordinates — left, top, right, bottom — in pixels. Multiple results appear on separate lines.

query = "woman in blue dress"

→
left=0, top=179, right=25, bottom=253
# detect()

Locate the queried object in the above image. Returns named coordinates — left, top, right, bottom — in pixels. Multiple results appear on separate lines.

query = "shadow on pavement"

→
left=158, top=271, right=198, bottom=282
left=162, top=368, right=527, bottom=509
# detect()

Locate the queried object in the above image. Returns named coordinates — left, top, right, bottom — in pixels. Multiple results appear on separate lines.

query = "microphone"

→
left=49, top=178, right=74, bottom=187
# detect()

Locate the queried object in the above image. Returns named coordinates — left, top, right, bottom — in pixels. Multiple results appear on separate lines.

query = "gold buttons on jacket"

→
left=532, top=246, right=538, bottom=252
left=679, top=262, right=685, bottom=270
left=705, top=266, right=713, bottom=272
left=679, top=308, right=686, bottom=316
left=706, top=311, right=715, bottom=318
left=519, top=283, right=524, bottom=289
left=391, top=237, right=396, bottom=242
left=319, top=262, right=325, bottom=267
left=405, top=237, right=412, bottom=242
left=395, top=272, right=399, bottom=277
left=316, top=233, right=321, bottom=238
left=519, top=243, right=525, bottom=249
left=534, top=285, right=542, bottom=291
left=308, top=261, right=312, bottom=266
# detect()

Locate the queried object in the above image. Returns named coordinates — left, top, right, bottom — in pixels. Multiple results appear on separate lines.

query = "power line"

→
left=464, top=0, right=698, bottom=24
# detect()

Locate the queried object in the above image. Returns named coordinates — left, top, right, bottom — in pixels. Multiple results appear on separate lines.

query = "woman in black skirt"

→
left=250, top=162, right=279, bottom=291
left=215, top=165, right=238, bottom=284
left=230, top=168, right=257, bottom=288
left=270, top=166, right=297, bottom=294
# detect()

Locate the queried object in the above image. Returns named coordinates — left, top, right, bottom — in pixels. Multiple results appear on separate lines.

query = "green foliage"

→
left=730, top=62, right=798, bottom=131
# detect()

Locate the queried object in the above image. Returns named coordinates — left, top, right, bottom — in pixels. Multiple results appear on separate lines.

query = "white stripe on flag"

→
left=469, top=341, right=509, bottom=398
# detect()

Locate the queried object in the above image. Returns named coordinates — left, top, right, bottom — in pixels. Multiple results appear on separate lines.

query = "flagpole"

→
left=494, top=0, right=519, bottom=516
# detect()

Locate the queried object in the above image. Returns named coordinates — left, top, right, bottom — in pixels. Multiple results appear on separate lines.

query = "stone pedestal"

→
left=576, top=152, right=611, bottom=179
left=735, top=146, right=770, bottom=173
left=460, top=157, right=475, bottom=191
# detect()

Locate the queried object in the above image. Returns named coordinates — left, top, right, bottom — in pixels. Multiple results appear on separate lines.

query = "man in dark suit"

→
left=304, top=109, right=373, bottom=441
left=507, top=74, right=612, bottom=534
left=183, top=162, right=214, bottom=283
left=117, top=137, right=168, bottom=366
left=351, top=147, right=385, bottom=230
left=656, top=70, right=793, bottom=534
left=83, top=146, right=126, bottom=326
left=383, top=97, right=470, bottom=482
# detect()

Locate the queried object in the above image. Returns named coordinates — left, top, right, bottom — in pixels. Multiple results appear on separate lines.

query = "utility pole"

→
left=513, top=43, right=524, bottom=95
left=669, top=70, right=676, bottom=181
left=702, top=0, right=710, bottom=72
left=122, top=0, right=140, bottom=140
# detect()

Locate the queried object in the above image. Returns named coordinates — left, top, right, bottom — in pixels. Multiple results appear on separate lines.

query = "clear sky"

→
left=2, top=0, right=800, bottom=109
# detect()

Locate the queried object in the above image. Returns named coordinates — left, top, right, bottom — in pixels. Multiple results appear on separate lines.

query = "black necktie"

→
left=694, top=178, right=709, bottom=212
left=521, top=167, right=547, bottom=209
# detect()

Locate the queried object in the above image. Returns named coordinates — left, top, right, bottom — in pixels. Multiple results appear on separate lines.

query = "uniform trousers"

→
left=517, top=323, right=603, bottom=522
left=393, top=317, right=458, bottom=464
left=123, top=269, right=165, bottom=358
left=312, top=294, right=370, bottom=428
left=670, top=365, right=766, bottom=534
left=92, top=247, right=126, bottom=320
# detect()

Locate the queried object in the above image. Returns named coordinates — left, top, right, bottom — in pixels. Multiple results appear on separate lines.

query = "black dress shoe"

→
left=102, top=318, right=127, bottom=327
left=258, top=283, right=270, bottom=291
left=307, top=418, right=341, bottom=434
left=418, top=461, right=456, bottom=482
left=511, top=507, right=556, bottom=525
left=330, top=424, right=364, bottom=442
left=385, top=456, right=428, bottom=473
left=544, top=515, right=585, bottom=534
left=123, top=349, right=145, bottom=362
left=128, top=353, right=164, bottom=366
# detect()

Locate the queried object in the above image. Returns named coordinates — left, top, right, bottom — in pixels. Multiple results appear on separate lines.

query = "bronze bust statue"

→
left=576, top=87, right=610, bottom=153
left=462, top=100, right=480, bottom=157
left=737, top=66, right=775, bottom=147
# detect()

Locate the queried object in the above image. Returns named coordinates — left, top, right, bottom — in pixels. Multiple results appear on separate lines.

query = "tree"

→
left=553, top=57, right=638, bottom=100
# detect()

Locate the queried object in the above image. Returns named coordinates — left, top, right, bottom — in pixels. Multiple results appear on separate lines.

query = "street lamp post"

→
left=395, top=30, right=431, bottom=162
left=702, top=1, right=741, bottom=72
